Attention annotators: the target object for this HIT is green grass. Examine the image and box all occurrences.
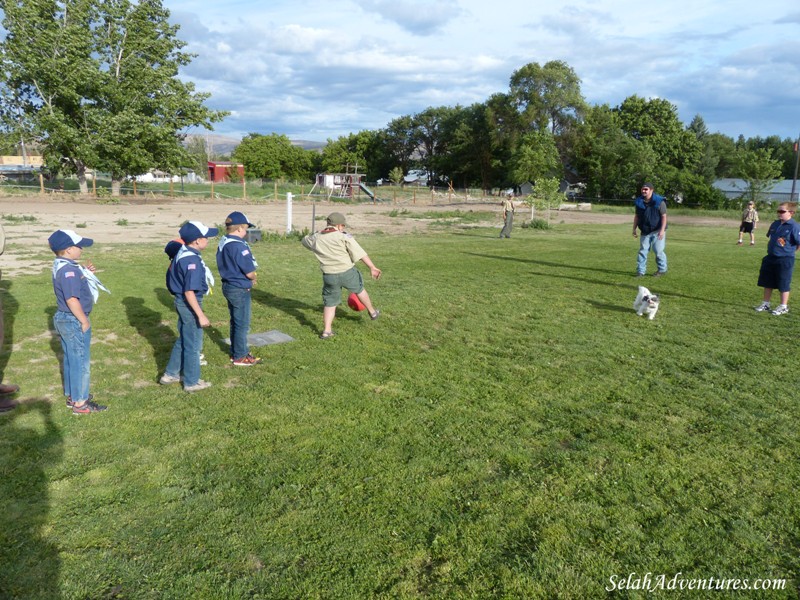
[1,221,799,598]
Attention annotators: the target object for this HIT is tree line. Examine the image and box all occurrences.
[1,1,793,204]
[232,60,793,206]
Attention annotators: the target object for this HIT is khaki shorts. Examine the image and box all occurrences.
[322,267,364,307]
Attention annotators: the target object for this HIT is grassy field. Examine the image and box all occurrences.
[1,218,798,598]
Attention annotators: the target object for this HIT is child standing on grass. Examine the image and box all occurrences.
[302,212,382,339]
[738,201,759,246]
[160,221,218,392]
[49,229,110,414]
[216,211,262,366]
[754,202,800,316]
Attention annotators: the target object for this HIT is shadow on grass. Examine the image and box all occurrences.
[251,288,319,333]
[464,252,631,276]
[0,272,19,394]
[0,399,63,599]
[122,296,174,374]
[126,291,230,370]
[468,252,737,307]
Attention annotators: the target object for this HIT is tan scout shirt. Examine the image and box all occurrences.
[302,229,368,274]
[502,198,515,215]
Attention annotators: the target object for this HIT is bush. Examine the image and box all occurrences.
[522,218,551,230]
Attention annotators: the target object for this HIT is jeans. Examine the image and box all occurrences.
[53,311,91,402]
[637,231,667,274]
[165,294,204,386]
[223,284,251,359]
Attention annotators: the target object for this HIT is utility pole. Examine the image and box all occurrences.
[791,134,800,202]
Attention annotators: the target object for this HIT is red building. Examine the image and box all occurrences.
[207,161,245,183]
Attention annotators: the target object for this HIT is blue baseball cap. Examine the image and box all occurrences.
[48,229,94,252]
[179,221,219,244]
[225,211,255,228]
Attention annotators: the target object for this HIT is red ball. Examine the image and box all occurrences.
[347,292,366,311]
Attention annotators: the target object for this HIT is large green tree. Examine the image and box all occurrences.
[509,60,587,136]
[614,95,702,172]
[232,133,312,180]
[319,130,377,175]
[0,0,225,195]
[569,104,658,198]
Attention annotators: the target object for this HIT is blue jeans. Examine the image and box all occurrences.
[223,284,251,359]
[165,294,204,386]
[53,311,91,402]
[637,232,667,274]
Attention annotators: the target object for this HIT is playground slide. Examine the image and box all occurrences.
[358,182,376,199]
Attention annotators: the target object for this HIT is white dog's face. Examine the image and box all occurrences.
[634,286,660,320]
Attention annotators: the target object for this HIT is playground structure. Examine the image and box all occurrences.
[308,164,376,201]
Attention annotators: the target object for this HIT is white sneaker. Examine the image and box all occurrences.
[159,373,182,385]
[184,379,212,393]
[754,302,771,312]
[771,304,789,316]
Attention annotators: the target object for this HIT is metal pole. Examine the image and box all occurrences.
[790,134,800,202]
[286,192,293,233]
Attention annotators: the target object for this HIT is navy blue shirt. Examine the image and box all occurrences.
[634,194,667,235]
[166,247,208,296]
[216,235,257,289]
[53,260,93,315]
[766,218,800,258]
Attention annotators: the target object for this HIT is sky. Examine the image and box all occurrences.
[163,0,800,143]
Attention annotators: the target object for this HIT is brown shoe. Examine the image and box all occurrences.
[0,383,19,395]
[0,398,17,413]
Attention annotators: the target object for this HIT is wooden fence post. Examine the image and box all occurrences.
[39,173,44,194]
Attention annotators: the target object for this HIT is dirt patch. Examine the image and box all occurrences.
[0,195,737,277]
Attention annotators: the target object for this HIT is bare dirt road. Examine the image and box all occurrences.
[0,195,736,276]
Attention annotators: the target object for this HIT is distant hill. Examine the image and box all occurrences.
[184,134,325,157]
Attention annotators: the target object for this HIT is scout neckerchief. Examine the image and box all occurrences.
[174,244,215,293]
[218,235,258,268]
[52,258,111,304]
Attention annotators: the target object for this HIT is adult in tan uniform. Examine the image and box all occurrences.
[499,192,515,238]
[302,212,381,339]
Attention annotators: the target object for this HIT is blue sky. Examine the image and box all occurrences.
[163,0,800,143]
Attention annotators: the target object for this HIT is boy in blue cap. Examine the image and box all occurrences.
[160,221,218,392]
[216,211,262,366]
[49,229,110,414]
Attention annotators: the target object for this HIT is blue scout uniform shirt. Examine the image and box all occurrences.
[166,246,209,296]
[52,259,93,315]
[216,235,257,289]
[766,218,800,258]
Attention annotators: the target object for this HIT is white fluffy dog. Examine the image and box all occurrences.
[633,286,660,320]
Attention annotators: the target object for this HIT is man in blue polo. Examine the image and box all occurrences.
[216,211,261,366]
[632,182,667,277]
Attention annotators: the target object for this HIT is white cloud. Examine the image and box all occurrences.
[163,0,800,142]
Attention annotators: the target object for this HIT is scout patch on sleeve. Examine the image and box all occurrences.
[188,263,197,270]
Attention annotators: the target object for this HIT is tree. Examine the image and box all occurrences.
[615,95,702,172]
[0,0,226,195]
[568,104,658,199]
[508,130,560,187]
[320,130,377,174]
[388,166,404,185]
[232,133,312,180]
[509,60,587,136]
[411,106,456,181]
[185,136,209,179]
[734,147,783,205]
[522,176,563,223]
